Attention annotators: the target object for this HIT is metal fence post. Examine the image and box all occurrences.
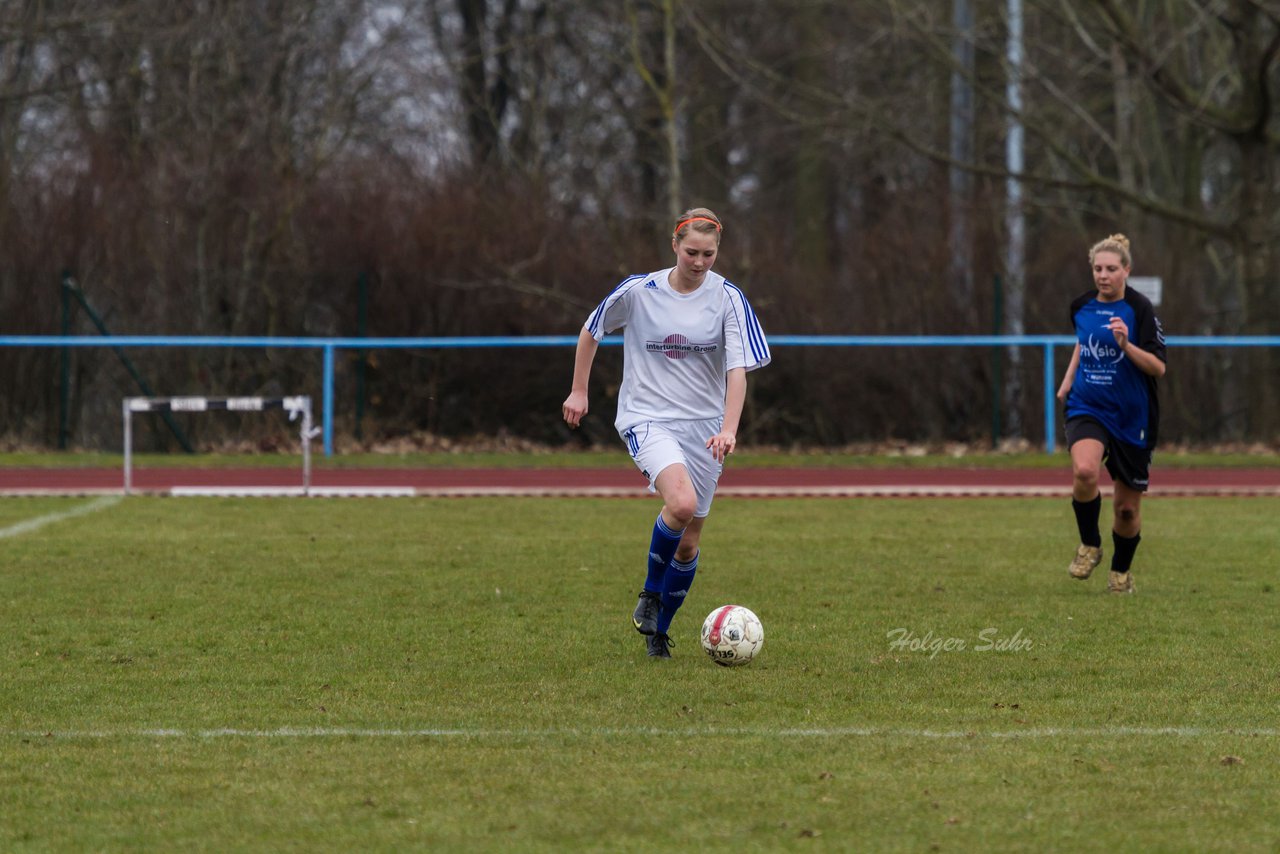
[323,343,335,456]
[60,271,73,450]
[122,398,133,495]
[991,274,1002,445]
[355,272,368,441]
[1043,341,1056,454]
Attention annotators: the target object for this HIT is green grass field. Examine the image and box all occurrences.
[2,495,1277,851]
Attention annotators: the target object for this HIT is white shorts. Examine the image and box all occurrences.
[620,419,724,518]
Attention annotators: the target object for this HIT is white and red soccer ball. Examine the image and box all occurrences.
[700,605,764,666]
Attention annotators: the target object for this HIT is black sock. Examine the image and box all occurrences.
[1111,531,1141,573]
[1072,495,1102,548]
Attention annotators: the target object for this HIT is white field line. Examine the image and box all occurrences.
[172,486,1083,498]
[5,725,1277,740]
[0,495,122,539]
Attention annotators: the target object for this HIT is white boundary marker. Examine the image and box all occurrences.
[168,486,417,497]
[0,495,121,539]
[5,724,1276,740]
[124,395,320,495]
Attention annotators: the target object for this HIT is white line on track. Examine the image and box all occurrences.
[5,725,1277,740]
[0,495,122,539]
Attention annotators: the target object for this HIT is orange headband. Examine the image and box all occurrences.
[673,216,722,237]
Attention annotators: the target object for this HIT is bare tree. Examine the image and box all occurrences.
[1003,0,1026,439]
[950,0,976,309]
[2,0,1278,449]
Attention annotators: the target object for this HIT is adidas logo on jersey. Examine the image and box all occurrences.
[644,280,659,289]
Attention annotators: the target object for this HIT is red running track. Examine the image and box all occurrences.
[1,466,1278,497]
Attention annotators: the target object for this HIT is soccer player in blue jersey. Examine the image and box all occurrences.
[561,208,771,657]
[1056,234,1166,593]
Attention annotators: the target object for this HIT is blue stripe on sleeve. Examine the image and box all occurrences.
[586,275,644,337]
[744,298,768,361]
[724,282,768,363]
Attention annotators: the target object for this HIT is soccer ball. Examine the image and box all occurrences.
[700,605,764,667]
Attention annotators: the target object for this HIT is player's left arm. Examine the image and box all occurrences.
[707,367,747,462]
[1110,305,1166,378]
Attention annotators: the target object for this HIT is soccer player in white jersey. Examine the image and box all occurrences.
[562,207,771,658]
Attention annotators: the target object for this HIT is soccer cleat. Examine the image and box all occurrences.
[646,632,674,658]
[1068,544,1103,579]
[1108,570,1135,594]
[632,590,662,635]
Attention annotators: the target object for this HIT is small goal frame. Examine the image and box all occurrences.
[122,396,318,495]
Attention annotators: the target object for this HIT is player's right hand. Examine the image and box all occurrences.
[562,391,588,428]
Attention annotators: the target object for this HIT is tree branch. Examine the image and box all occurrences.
[1093,0,1260,135]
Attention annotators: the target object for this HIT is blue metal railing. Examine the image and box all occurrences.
[4,334,1279,456]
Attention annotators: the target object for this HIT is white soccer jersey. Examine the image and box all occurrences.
[584,268,770,432]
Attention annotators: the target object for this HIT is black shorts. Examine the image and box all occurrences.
[1065,416,1151,492]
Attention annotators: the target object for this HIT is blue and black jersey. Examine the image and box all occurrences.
[1064,288,1166,448]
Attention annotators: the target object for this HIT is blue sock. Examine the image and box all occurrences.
[645,514,684,592]
[656,552,698,634]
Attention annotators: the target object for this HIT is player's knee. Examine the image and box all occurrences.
[1073,461,1100,485]
[666,496,697,527]
[1116,504,1138,524]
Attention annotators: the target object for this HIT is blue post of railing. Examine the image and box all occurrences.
[323,344,335,456]
[1043,342,1056,455]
